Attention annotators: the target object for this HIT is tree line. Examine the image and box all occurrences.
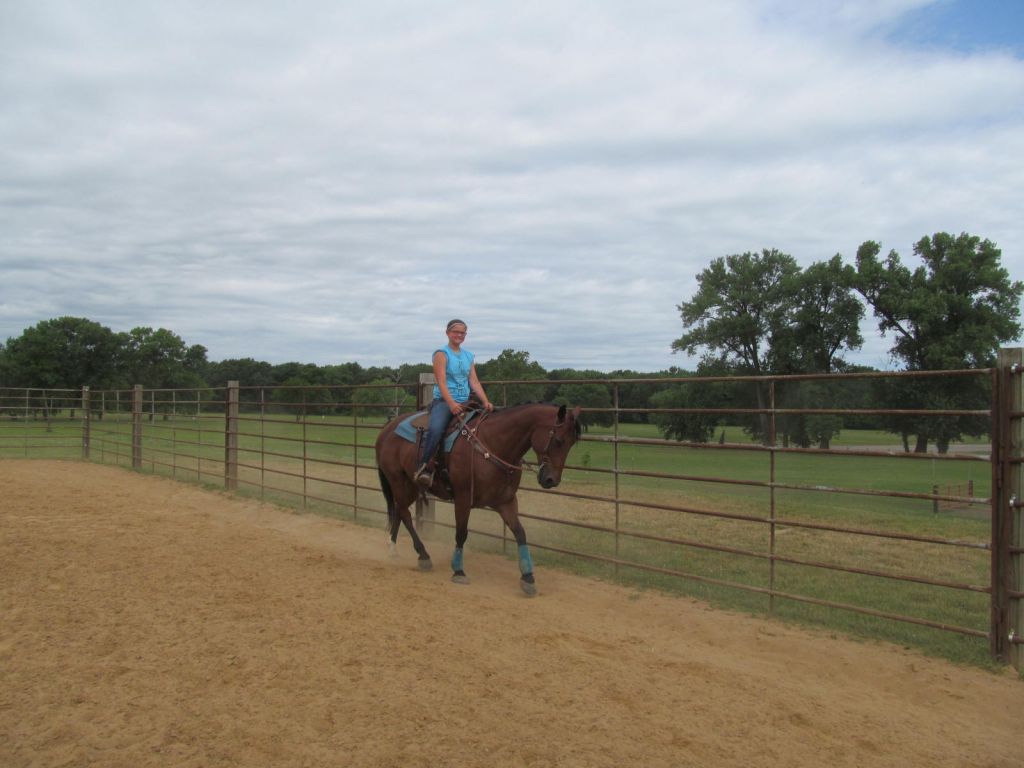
[2,232,1020,452]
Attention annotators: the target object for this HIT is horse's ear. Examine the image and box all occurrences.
[571,406,581,420]
[557,404,567,423]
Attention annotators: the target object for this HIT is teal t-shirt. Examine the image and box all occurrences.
[432,346,474,403]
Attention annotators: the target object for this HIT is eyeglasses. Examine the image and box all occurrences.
[448,330,467,335]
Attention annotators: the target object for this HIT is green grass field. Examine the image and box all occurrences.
[0,410,1006,667]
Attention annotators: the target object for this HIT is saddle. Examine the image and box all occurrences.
[394,399,485,452]
[395,400,486,499]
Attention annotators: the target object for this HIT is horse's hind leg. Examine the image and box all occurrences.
[388,513,403,557]
[387,480,432,570]
[401,510,433,571]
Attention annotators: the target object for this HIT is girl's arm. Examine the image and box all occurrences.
[469,363,493,411]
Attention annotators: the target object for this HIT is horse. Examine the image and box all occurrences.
[375,402,582,596]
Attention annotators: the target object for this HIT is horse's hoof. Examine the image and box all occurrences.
[520,578,537,597]
[451,573,470,585]
[388,541,397,558]
[418,558,433,571]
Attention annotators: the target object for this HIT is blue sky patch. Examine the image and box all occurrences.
[887,0,1024,56]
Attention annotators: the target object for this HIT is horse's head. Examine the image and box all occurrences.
[532,404,583,489]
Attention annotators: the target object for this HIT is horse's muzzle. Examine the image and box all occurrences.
[537,465,560,489]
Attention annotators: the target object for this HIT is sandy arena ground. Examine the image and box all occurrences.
[1,460,1020,768]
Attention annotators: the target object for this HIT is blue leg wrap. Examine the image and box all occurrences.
[451,547,464,572]
[518,543,534,576]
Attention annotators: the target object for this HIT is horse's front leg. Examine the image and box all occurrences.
[494,497,537,597]
[451,495,471,585]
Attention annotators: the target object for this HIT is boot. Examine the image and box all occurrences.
[414,462,434,488]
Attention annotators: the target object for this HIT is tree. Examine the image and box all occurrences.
[649,359,752,443]
[267,377,341,420]
[545,369,614,426]
[476,349,547,405]
[203,358,275,405]
[771,380,844,449]
[649,381,721,443]
[768,255,864,448]
[0,341,9,387]
[271,362,322,386]
[787,255,864,373]
[855,232,1022,452]
[204,358,275,389]
[552,381,613,427]
[353,377,414,420]
[674,249,801,442]
[2,317,122,389]
[675,249,799,374]
[856,233,1021,369]
[119,327,208,391]
[320,362,365,387]
[607,369,679,424]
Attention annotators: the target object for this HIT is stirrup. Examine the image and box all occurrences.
[415,464,434,488]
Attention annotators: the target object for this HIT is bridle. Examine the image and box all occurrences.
[461,411,567,478]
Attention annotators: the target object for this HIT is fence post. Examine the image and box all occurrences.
[81,386,90,460]
[131,384,143,469]
[225,380,239,491]
[997,350,1024,669]
[1014,486,1024,672]
[415,373,435,537]
[995,349,1023,668]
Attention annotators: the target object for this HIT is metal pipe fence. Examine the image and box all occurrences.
[1,358,1021,668]
[0,387,86,458]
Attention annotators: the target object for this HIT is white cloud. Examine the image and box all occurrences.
[1,0,1022,373]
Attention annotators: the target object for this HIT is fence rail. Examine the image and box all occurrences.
[2,357,1022,669]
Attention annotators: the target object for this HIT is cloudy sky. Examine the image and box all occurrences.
[2,0,1022,373]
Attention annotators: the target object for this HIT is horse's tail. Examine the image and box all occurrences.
[378,468,397,530]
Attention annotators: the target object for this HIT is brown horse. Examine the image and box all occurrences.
[375,403,582,595]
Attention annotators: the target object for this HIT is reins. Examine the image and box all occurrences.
[461,410,560,476]
[445,404,572,506]
[462,413,525,474]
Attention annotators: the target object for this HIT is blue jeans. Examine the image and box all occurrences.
[419,399,454,466]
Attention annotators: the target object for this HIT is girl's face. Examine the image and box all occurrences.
[447,324,467,345]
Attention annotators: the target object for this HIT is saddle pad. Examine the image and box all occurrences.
[394,410,477,453]
[395,411,426,443]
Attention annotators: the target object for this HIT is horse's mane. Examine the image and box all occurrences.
[491,401,584,437]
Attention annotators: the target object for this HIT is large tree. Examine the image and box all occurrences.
[674,249,799,376]
[856,233,1021,369]
[119,327,208,391]
[675,249,866,446]
[855,232,1023,452]
[773,255,864,448]
[1,317,122,389]
[674,249,802,442]
[476,349,547,405]
[787,255,864,373]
